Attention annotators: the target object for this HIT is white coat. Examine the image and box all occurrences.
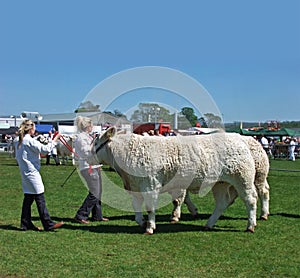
[74,132,101,171]
[15,134,56,194]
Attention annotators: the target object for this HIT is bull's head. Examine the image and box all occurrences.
[88,126,117,165]
[94,126,116,153]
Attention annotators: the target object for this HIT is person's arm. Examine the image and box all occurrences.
[32,133,61,155]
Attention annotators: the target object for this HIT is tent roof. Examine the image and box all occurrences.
[35,124,54,133]
[188,127,220,134]
[226,127,297,137]
[0,127,18,135]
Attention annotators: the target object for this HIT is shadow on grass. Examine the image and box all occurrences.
[0,162,19,167]
[179,213,249,221]
[50,213,249,223]
[0,221,244,234]
[58,222,242,234]
[48,214,243,233]
[4,212,297,234]
[0,225,22,231]
[270,213,300,219]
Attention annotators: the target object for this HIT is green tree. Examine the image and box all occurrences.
[181,107,198,127]
[75,101,100,113]
[113,109,127,119]
[204,113,223,128]
[130,103,172,123]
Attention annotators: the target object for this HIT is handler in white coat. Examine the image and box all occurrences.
[15,119,64,231]
[73,116,108,224]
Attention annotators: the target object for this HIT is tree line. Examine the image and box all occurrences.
[75,101,300,129]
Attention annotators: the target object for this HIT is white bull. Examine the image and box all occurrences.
[171,135,270,229]
[90,127,258,234]
[56,135,75,165]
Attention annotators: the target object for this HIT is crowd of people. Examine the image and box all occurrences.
[257,135,299,161]
[143,129,177,136]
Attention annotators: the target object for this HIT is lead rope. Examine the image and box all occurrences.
[53,131,79,158]
[89,133,97,174]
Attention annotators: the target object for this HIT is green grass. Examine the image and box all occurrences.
[0,153,299,277]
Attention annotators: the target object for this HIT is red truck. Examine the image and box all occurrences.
[133,122,171,135]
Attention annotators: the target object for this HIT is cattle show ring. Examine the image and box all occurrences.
[1,66,299,277]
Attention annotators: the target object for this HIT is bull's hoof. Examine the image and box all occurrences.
[245,228,255,233]
[144,230,154,235]
[260,215,268,221]
[170,219,179,224]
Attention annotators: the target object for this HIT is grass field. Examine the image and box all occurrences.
[0,152,299,277]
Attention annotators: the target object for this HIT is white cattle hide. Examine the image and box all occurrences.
[56,135,74,165]
[171,135,270,229]
[91,127,257,234]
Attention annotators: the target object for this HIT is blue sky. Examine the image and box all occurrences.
[0,0,299,123]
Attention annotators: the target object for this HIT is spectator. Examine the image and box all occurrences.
[148,130,155,136]
[260,135,269,151]
[169,130,177,136]
[289,138,297,161]
[46,131,60,166]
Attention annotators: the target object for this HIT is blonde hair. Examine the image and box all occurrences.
[75,116,93,132]
[18,120,35,148]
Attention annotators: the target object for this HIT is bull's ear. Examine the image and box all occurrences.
[105,126,117,140]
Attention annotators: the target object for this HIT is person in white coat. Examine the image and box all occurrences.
[45,131,60,166]
[289,138,297,161]
[15,119,64,231]
[73,116,108,224]
[260,135,269,153]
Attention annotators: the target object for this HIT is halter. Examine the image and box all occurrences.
[95,138,110,154]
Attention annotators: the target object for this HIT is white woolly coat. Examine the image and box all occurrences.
[241,136,269,185]
[94,132,256,196]
[15,134,56,194]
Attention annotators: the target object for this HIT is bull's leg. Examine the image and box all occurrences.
[143,191,159,235]
[255,180,270,220]
[72,153,75,165]
[205,182,238,230]
[184,191,199,218]
[131,193,145,227]
[170,189,186,223]
[233,182,258,233]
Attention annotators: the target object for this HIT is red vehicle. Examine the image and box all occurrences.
[133,122,171,135]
